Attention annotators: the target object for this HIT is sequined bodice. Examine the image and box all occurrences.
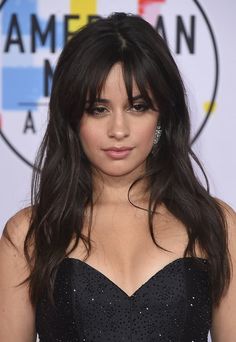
[36,257,212,342]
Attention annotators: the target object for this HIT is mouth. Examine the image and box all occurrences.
[102,147,134,159]
[103,146,134,152]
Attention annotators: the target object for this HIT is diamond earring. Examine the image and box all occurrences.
[153,125,162,145]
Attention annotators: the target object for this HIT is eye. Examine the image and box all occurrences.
[131,103,150,112]
[85,106,108,116]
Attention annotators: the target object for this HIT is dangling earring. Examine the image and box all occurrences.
[151,124,162,155]
[153,124,162,145]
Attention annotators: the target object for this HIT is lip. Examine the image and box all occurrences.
[102,147,134,159]
[103,146,134,151]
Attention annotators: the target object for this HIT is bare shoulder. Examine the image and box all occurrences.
[214,197,236,215]
[210,198,236,342]
[0,207,37,341]
[1,206,33,257]
[214,197,236,261]
[214,197,236,238]
[0,205,34,281]
[4,205,33,230]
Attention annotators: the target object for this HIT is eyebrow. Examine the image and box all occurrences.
[85,94,145,103]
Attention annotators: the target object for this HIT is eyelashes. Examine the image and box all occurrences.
[85,106,106,115]
[132,103,150,112]
[85,103,152,116]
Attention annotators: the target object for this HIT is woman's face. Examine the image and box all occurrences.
[79,63,159,178]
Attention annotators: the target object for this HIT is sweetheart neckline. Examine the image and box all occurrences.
[61,256,208,299]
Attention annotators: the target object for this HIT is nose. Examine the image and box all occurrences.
[107,111,130,140]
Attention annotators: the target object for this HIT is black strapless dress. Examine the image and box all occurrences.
[36,257,212,341]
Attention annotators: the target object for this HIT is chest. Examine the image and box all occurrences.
[66,204,198,296]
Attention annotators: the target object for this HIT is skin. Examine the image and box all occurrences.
[79,62,160,206]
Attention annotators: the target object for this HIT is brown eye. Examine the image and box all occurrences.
[85,106,108,116]
[131,103,150,112]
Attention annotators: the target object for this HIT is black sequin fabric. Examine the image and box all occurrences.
[36,257,212,342]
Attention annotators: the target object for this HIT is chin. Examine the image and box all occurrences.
[99,165,141,177]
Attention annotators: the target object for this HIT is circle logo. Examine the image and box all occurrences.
[0,0,219,168]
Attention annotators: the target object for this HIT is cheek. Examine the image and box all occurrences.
[136,121,157,145]
[79,122,101,151]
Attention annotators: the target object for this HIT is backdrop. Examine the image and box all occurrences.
[0,1,235,340]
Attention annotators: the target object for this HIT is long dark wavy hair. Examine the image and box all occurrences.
[8,12,232,309]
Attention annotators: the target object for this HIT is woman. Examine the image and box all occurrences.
[0,12,235,342]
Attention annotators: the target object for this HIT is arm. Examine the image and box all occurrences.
[0,207,37,342]
[210,199,236,342]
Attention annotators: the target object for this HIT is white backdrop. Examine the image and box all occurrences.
[0,1,235,341]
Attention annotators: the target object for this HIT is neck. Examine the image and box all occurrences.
[91,168,150,207]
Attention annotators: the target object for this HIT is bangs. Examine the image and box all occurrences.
[84,48,158,111]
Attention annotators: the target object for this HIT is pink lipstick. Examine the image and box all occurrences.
[103,147,133,159]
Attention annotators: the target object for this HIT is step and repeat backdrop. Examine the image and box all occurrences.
[0,1,235,340]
